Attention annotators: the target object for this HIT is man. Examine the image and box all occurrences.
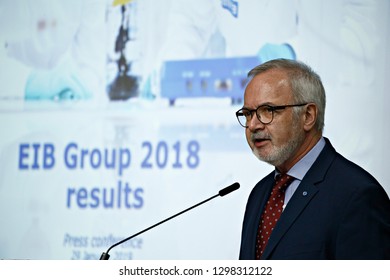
[237,59,390,260]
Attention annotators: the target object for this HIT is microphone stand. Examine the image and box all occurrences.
[100,182,239,260]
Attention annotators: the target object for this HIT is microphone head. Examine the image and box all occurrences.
[219,182,240,196]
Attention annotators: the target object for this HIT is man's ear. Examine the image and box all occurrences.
[303,103,318,131]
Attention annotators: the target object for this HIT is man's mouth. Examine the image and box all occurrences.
[252,136,270,147]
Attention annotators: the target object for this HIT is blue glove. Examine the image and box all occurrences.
[257,43,296,63]
[25,61,92,101]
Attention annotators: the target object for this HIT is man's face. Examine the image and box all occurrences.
[243,69,305,169]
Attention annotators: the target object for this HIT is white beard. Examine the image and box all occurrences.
[252,123,305,167]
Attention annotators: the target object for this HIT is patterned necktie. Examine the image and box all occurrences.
[256,174,295,259]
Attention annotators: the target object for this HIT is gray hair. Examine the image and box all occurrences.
[247,59,326,133]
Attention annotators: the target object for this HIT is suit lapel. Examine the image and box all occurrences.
[261,138,337,259]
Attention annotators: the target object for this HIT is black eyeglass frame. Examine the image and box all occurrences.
[235,103,308,127]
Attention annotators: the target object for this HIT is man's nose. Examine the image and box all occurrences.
[247,114,265,131]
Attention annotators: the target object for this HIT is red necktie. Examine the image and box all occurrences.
[256,174,295,259]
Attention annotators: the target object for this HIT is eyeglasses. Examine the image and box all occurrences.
[235,103,308,127]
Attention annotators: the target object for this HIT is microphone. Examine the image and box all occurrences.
[99,182,240,260]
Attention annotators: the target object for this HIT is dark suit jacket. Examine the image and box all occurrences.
[239,138,390,259]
